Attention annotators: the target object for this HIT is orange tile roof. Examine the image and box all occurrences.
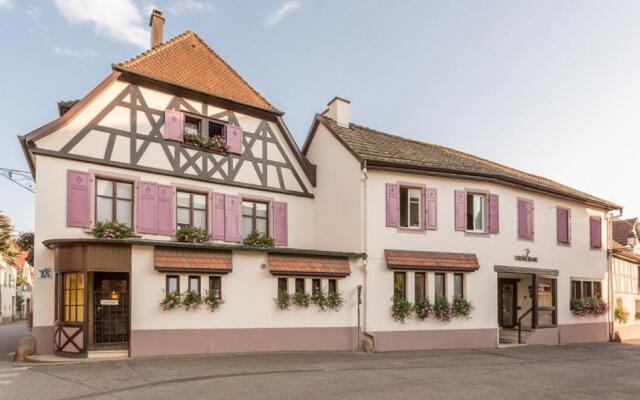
[268,255,351,277]
[385,249,480,272]
[115,31,278,113]
[154,248,232,273]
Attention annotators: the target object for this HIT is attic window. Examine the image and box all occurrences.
[209,121,224,138]
[184,117,201,136]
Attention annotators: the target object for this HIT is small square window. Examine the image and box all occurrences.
[295,278,305,293]
[312,279,321,295]
[393,272,406,299]
[454,273,464,299]
[277,278,288,293]
[209,276,221,296]
[435,273,446,300]
[166,275,179,294]
[328,279,337,294]
[415,272,426,302]
[188,276,201,293]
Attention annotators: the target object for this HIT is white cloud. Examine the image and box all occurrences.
[0,0,14,10]
[168,0,213,16]
[53,0,149,48]
[265,1,301,27]
[53,46,97,56]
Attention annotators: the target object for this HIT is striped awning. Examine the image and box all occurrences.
[154,248,232,274]
[385,249,479,272]
[268,255,351,277]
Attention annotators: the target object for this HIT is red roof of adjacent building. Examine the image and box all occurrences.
[114,31,279,113]
[385,249,480,272]
[268,255,351,277]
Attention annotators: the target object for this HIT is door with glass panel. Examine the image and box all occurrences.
[498,280,517,328]
[94,273,129,346]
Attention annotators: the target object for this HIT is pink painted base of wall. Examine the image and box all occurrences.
[560,322,608,344]
[615,323,640,342]
[130,327,358,357]
[526,327,559,345]
[369,328,498,352]
[32,325,54,355]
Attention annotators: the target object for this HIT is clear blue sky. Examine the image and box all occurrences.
[1,0,639,232]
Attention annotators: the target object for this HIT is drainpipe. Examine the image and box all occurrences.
[607,209,622,341]
[360,160,369,350]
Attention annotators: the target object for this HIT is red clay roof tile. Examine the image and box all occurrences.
[385,249,479,272]
[268,255,351,277]
[154,248,232,273]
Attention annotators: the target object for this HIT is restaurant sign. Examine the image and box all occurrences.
[514,249,538,263]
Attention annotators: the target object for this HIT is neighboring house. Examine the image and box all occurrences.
[0,257,17,323]
[14,251,34,319]
[610,218,640,341]
[303,103,618,349]
[19,10,620,358]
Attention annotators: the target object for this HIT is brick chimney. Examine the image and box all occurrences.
[325,96,350,127]
[149,9,164,48]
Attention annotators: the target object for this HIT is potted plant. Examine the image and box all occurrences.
[327,290,345,311]
[615,306,629,324]
[451,297,473,319]
[182,289,202,311]
[413,298,434,320]
[433,297,452,323]
[176,226,210,243]
[311,289,328,311]
[391,293,412,324]
[570,296,607,316]
[293,291,311,308]
[183,133,204,147]
[274,290,290,310]
[242,230,274,248]
[205,136,228,153]
[203,290,224,312]
[159,291,181,311]
[92,221,134,239]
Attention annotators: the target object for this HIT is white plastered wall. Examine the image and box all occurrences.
[612,256,640,328]
[365,170,609,333]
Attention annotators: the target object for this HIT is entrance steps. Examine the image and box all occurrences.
[87,350,129,360]
[499,328,531,345]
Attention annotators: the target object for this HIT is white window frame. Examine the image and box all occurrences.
[399,186,422,229]
[466,192,486,233]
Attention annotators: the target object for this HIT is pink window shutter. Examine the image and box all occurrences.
[557,208,569,244]
[488,194,499,234]
[67,170,91,228]
[517,200,527,239]
[454,190,466,231]
[224,194,241,243]
[164,109,184,142]
[226,124,243,155]
[211,193,226,240]
[421,188,427,230]
[426,188,438,230]
[590,216,602,248]
[136,181,158,234]
[385,183,400,227]
[157,184,174,236]
[526,202,534,239]
[273,201,288,246]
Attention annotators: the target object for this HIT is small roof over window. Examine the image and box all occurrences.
[385,249,479,272]
[268,255,350,277]
[154,248,232,273]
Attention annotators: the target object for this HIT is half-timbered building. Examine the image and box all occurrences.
[22,10,621,358]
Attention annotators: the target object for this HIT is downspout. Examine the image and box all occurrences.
[360,160,369,349]
[607,208,623,341]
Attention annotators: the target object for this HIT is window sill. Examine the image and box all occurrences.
[182,141,228,155]
[396,227,426,234]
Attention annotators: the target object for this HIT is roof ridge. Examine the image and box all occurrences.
[345,119,590,196]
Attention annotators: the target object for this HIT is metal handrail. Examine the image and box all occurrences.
[518,308,533,344]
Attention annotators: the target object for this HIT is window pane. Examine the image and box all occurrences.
[409,189,420,228]
[97,197,113,222]
[242,201,254,217]
[96,179,113,197]
[584,281,592,298]
[184,119,200,135]
[116,200,132,226]
[76,306,84,322]
[242,216,253,236]
[177,208,190,225]
[167,277,178,293]
[256,203,268,218]
[312,279,321,294]
[394,272,406,298]
[594,282,602,297]
[473,195,483,230]
[193,194,207,210]
[209,122,224,138]
[295,278,305,293]
[454,274,463,298]
[193,210,207,230]
[209,276,221,294]
[278,278,288,292]
[189,277,200,291]
[572,281,581,300]
[256,218,267,234]
[399,187,408,227]
[435,273,446,299]
[177,192,190,207]
[116,182,132,199]
[328,279,337,294]
[415,273,425,302]
[538,279,553,307]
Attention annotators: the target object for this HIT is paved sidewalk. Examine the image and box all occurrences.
[2,342,640,400]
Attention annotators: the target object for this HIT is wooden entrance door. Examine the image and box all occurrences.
[498,279,518,328]
[93,273,129,346]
